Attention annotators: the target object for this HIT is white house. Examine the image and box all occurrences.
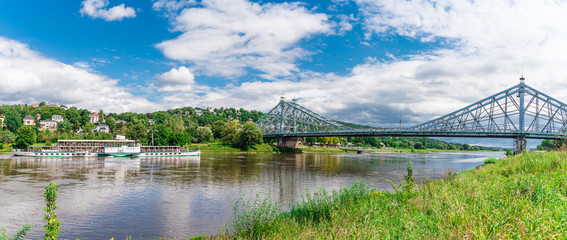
[95,124,110,133]
[90,113,99,124]
[39,120,57,131]
[23,115,35,126]
[51,115,64,122]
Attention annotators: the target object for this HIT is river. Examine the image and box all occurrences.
[0,151,504,239]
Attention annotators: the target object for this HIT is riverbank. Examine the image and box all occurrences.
[218,151,567,239]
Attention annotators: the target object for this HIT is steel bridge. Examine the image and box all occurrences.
[256,77,567,153]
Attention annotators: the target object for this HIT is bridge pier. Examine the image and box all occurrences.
[514,136,526,155]
[277,137,299,149]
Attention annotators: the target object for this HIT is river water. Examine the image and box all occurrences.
[0,151,503,239]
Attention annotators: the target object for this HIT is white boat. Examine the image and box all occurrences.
[12,149,97,157]
[98,145,141,157]
[133,149,201,157]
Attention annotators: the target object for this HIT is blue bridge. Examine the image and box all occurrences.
[256,77,567,154]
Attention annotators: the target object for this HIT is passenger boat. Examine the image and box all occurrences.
[12,148,97,157]
[132,146,200,157]
[12,139,200,158]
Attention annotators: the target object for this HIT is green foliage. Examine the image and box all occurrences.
[170,131,191,146]
[231,192,280,239]
[43,182,60,240]
[14,125,36,149]
[484,157,497,164]
[194,126,213,143]
[125,123,147,142]
[237,121,263,149]
[221,120,241,146]
[211,120,225,139]
[0,225,32,240]
[505,148,514,156]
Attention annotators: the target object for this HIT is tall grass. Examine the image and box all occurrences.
[223,152,567,239]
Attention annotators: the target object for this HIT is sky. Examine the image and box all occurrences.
[1,0,567,133]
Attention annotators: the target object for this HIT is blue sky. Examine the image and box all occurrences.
[1,0,567,139]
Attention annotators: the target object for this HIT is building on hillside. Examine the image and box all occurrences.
[114,134,126,140]
[0,114,5,128]
[39,120,57,131]
[184,111,191,116]
[90,113,99,124]
[148,119,154,125]
[46,101,59,107]
[208,107,213,112]
[31,103,40,108]
[94,124,110,133]
[115,120,126,124]
[195,109,202,116]
[52,115,64,122]
[23,115,35,126]
[36,113,42,119]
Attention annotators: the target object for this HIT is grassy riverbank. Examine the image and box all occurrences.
[217,151,567,239]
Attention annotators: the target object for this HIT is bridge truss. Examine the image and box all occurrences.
[256,78,567,153]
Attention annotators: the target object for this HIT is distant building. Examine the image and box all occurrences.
[52,115,64,122]
[184,111,191,115]
[115,120,126,124]
[208,107,214,112]
[195,109,203,116]
[39,120,57,131]
[31,103,40,108]
[90,113,99,124]
[23,115,35,126]
[46,101,59,107]
[148,119,154,125]
[36,113,42,119]
[0,114,5,128]
[248,118,253,122]
[114,134,126,140]
[94,124,109,133]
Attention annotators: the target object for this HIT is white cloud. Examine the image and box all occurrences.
[152,0,196,17]
[80,0,136,21]
[157,66,195,92]
[0,37,160,113]
[156,0,331,78]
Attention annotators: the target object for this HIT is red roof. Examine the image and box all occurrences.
[90,113,99,117]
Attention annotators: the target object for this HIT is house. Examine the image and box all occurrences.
[115,119,126,124]
[184,111,191,115]
[23,115,35,126]
[94,124,110,133]
[31,103,40,108]
[0,114,5,128]
[114,134,126,140]
[36,113,42,119]
[39,120,57,131]
[195,109,203,116]
[46,101,59,107]
[51,115,64,122]
[90,113,99,124]
[148,119,154,125]
[208,107,214,112]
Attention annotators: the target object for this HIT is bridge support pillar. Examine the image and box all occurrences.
[277,137,299,149]
[514,136,526,155]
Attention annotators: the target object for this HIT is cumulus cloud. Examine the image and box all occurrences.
[152,0,196,17]
[156,0,331,78]
[80,0,136,21]
[157,66,195,92]
[0,37,159,113]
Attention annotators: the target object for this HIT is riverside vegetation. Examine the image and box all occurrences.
[220,151,567,239]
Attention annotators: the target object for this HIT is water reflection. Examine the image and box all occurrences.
[0,152,503,239]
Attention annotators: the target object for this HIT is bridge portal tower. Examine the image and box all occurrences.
[516,76,527,154]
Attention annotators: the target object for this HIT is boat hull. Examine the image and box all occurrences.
[12,151,97,157]
[132,150,200,157]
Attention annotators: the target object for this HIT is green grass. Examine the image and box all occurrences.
[220,152,567,239]
[188,141,281,153]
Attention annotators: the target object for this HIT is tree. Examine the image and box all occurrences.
[194,126,213,143]
[211,120,225,139]
[15,125,36,149]
[170,131,191,146]
[125,123,147,142]
[5,110,22,132]
[152,124,173,146]
[0,130,16,149]
[221,120,241,146]
[99,109,105,123]
[237,121,263,149]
